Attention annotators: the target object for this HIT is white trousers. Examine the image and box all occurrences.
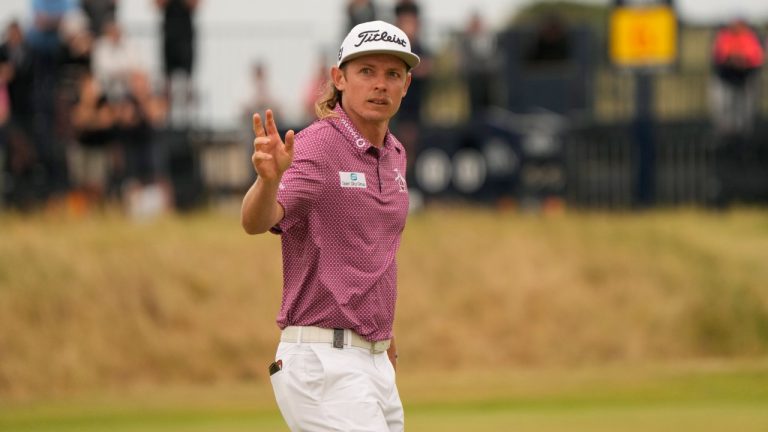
[270,341,404,432]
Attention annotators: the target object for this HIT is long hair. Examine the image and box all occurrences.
[314,78,342,120]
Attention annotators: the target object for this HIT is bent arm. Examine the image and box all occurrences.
[241,110,294,234]
[241,177,285,235]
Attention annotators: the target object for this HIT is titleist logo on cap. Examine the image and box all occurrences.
[354,30,407,48]
[337,21,420,68]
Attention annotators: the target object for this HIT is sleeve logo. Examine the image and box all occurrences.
[393,168,407,192]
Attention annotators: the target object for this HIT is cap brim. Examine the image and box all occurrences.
[339,50,421,70]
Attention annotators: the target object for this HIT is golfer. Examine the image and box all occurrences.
[241,20,419,432]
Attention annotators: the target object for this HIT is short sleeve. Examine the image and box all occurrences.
[271,138,325,234]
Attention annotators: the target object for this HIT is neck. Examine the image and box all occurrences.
[357,122,388,148]
[343,108,388,148]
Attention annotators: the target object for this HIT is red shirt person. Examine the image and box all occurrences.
[241,20,418,432]
[713,19,765,85]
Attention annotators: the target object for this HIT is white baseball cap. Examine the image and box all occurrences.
[337,20,421,70]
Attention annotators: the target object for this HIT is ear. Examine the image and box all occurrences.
[402,72,413,97]
[331,66,346,92]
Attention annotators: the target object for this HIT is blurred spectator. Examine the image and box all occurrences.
[118,70,171,219]
[526,13,570,64]
[80,0,118,38]
[393,2,431,169]
[29,0,77,203]
[115,70,167,187]
[157,0,198,79]
[56,10,95,212]
[0,62,7,124]
[92,19,142,101]
[69,68,169,211]
[0,22,34,131]
[346,0,377,32]
[0,69,7,128]
[458,11,498,118]
[1,20,40,208]
[58,9,93,97]
[156,0,200,128]
[710,18,764,136]
[395,3,430,121]
[70,71,115,205]
[303,52,330,125]
[394,0,419,19]
[0,49,8,209]
[0,20,35,149]
[28,0,76,53]
[241,61,281,123]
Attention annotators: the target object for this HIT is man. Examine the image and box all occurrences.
[241,20,419,432]
[710,18,764,136]
[156,0,199,127]
[81,0,118,37]
[392,3,430,175]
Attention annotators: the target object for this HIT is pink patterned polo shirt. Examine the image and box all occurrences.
[270,106,409,342]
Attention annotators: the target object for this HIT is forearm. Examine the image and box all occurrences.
[241,177,284,234]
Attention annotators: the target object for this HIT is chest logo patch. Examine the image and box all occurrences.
[339,172,367,188]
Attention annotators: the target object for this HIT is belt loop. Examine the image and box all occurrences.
[297,326,303,345]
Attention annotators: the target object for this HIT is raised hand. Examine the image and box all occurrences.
[251,109,295,183]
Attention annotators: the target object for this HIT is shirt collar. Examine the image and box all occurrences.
[330,105,403,154]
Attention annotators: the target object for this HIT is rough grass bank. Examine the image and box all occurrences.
[1,207,767,399]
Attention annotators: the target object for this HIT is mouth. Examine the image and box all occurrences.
[368,98,389,106]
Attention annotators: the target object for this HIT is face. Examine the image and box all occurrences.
[333,54,411,127]
[7,23,22,45]
[396,13,420,40]
[103,21,121,42]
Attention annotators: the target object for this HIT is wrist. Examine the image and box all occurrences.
[256,176,281,188]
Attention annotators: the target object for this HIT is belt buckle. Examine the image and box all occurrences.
[333,328,344,349]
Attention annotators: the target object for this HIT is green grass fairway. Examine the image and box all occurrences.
[2,362,767,432]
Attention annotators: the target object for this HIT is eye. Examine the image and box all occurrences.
[360,67,373,75]
[388,71,402,79]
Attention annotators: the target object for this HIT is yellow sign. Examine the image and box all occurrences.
[610,5,677,68]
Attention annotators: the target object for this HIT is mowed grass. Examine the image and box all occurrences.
[1,361,768,431]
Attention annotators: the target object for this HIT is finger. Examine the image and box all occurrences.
[253,136,271,150]
[252,113,266,137]
[265,109,279,138]
[252,151,273,161]
[284,130,295,154]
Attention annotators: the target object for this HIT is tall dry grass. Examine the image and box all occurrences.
[397,207,768,368]
[1,207,767,399]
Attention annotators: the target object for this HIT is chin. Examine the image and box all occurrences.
[362,109,394,122]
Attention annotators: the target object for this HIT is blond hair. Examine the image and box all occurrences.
[314,78,342,120]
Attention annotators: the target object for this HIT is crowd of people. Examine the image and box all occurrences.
[1,1,766,213]
[0,0,198,213]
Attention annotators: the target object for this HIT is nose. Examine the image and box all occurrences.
[373,73,387,92]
